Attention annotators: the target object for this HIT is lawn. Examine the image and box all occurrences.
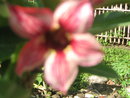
[33,46,130,97]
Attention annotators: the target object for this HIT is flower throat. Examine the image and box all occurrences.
[45,28,70,50]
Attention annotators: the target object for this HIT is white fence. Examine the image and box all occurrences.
[95,3,130,45]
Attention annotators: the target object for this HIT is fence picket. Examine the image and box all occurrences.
[95,3,130,45]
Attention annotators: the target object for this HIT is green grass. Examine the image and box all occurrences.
[104,47,130,76]
[69,73,90,93]
[70,46,130,97]
[103,47,130,97]
[34,46,130,97]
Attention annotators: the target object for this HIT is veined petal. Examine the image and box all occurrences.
[9,5,53,39]
[44,51,78,94]
[53,0,94,33]
[16,37,48,76]
[70,33,104,66]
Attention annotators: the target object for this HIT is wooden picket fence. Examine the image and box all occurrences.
[95,3,130,45]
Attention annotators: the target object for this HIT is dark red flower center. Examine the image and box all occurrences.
[45,28,70,50]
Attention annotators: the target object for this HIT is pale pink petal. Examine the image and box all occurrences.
[44,51,78,94]
[53,0,94,33]
[70,33,104,66]
[9,5,53,39]
[16,37,48,76]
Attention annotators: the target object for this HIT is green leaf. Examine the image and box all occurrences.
[0,4,9,18]
[35,73,43,85]
[0,79,30,98]
[28,0,44,7]
[42,0,60,10]
[0,17,8,27]
[79,62,119,78]
[7,0,44,7]
[0,27,25,61]
[89,12,130,34]
[7,0,28,6]
[0,4,9,27]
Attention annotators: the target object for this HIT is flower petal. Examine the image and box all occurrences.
[9,5,53,39]
[44,51,78,94]
[53,0,94,33]
[70,33,104,66]
[16,37,48,76]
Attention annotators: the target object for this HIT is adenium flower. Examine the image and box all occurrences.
[9,0,103,94]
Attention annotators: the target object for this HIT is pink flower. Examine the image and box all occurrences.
[9,0,103,94]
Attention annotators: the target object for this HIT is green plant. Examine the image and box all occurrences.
[103,47,130,97]
[127,41,130,46]
[69,73,90,93]
[97,38,110,46]
[118,88,130,98]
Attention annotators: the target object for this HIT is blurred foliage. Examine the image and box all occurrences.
[7,0,30,6]
[0,27,25,61]
[89,12,130,34]
[79,62,119,78]
[41,0,60,10]
[0,79,30,98]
